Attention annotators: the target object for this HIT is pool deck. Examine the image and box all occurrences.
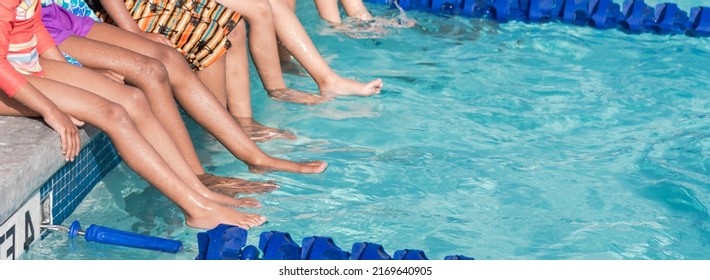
[0,116,97,224]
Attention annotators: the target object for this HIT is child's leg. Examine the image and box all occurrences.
[215,0,323,104]
[340,0,374,20]
[268,0,384,98]
[314,0,342,24]
[216,0,281,90]
[221,24,251,117]
[59,36,201,174]
[58,36,279,194]
[84,23,328,174]
[220,22,317,111]
[38,59,259,208]
[195,27,297,142]
[277,39,293,65]
[196,47,229,107]
[275,0,312,79]
[276,0,311,77]
[2,66,265,229]
[219,26,298,141]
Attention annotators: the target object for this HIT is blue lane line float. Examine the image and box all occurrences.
[618,0,656,33]
[42,220,183,253]
[650,3,688,34]
[195,224,475,260]
[258,231,301,260]
[196,223,247,260]
[239,245,262,260]
[587,0,622,29]
[393,249,429,260]
[351,242,392,260]
[687,6,710,36]
[445,255,476,260]
[301,236,351,260]
[365,0,710,37]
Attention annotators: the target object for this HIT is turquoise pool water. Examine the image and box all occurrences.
[24,0,709,260]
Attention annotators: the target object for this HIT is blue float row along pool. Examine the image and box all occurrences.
[366,0,710,36]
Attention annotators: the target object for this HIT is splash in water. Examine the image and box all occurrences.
[329,0,417,39]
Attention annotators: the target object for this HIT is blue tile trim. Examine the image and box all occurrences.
[39,132,121,225]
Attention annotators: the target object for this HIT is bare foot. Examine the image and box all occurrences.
[248,158,328,174]
[192,182,262,208]
[320,77,383,98]
[202,190,263,208]
[198,172,279,196]
[235,117,297,142]
[231,197,262,208]
[198,173,279,194]
[267,88,330,105]
[185,204,266,230]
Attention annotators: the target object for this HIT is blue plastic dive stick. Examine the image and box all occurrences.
[41,220,183,253]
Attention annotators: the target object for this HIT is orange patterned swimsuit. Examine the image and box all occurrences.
[92,0,241,70]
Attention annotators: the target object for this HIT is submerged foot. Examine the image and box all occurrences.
[230,197,262,208]
[195,175,264,208]
[247,158,328,174]
[202,190,263,208]
[267,88,329,105]
[198,173,278,195]
[236,117,297,142]
[198,173,279,195]
[320,77,383,98]
[185,204,266,230]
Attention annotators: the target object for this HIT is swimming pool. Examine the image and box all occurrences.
[22,0,709,260]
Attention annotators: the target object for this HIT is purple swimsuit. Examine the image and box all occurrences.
[41,3,95,45]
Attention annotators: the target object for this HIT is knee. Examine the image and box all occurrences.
[138,56,170,84]
[268,0,290,9]
[153,44,187,70]
[227,21,246,42]
[121,87,154,120]
[249,0,274,20]
[100,102,131,126]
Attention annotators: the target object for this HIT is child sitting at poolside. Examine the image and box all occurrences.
[90,0,384,104]
[40,1,327,191]
[0,0,265,229]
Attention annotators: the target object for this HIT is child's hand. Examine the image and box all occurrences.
[43,109,81,161]
[69,115,85,127]
[98,69,125,84]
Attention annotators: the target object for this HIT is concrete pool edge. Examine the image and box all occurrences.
[0,116,121,259]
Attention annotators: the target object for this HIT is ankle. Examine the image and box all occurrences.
[318,74,341,89]
[235,116,255,123]
[182,199,214,219]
